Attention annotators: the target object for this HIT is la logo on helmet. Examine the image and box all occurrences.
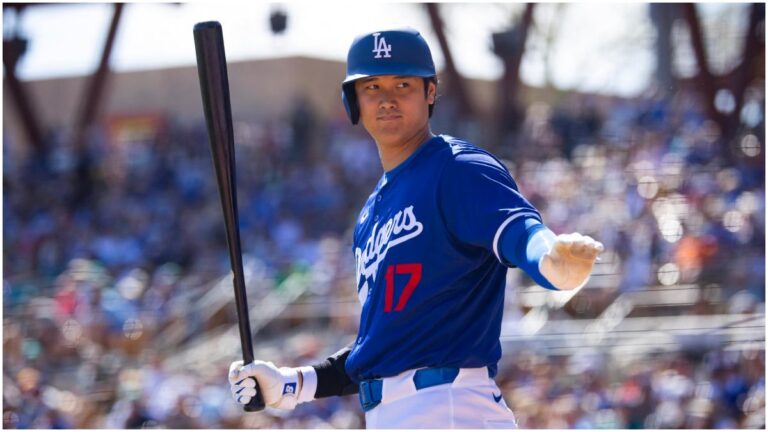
[372,33,392,58]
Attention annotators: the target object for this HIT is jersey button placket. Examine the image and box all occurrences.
[372,191,381,223]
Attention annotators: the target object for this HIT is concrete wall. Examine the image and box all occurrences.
[3,56,348,148]
[3,55,575,149]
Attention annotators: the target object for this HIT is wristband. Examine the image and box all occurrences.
[297,366,317,403]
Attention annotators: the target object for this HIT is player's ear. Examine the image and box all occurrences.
[426,80,436,105]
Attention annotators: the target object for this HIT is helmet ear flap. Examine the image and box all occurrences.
[342,84,359,125]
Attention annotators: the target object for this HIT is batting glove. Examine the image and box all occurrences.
[539,232,604,291]
[228,360,317,410]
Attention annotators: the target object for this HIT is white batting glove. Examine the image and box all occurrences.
[539,232,604,291]
[228,360,317,410]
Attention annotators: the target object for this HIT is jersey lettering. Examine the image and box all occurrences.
[355,205,423,287]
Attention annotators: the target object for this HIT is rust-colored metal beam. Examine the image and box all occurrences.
[3,4,29,12]
[728,3,764,132]
[73,2,124,150]
[3,35,45,151]
[680,3,726,130]
[649,4,678,96]
[495,3,535,137]
[424,3,474,119]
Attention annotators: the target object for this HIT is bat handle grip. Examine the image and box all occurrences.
[240,358,266,412]
[244,395,265,412]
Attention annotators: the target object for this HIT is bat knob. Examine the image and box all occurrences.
[194,21,221,32]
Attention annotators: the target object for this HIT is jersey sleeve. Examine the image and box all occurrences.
[437,151,542,263]
[499,217,559,290]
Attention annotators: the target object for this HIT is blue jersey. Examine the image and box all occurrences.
[346,135,542,382]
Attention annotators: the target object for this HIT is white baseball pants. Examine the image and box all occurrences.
[363,367,518,429]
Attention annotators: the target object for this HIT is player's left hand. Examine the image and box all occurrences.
[539,233,604,291]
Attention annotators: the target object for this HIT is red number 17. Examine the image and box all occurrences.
[384,263,422,312]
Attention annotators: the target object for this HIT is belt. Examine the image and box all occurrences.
[358,367,461,412]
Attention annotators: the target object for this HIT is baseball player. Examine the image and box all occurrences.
[228,29,603,428]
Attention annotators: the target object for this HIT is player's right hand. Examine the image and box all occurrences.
[228,360,301,410]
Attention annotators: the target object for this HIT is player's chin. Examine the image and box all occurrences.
[375,118,404,132]
[372,123,404,137]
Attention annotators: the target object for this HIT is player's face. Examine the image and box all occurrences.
[354,75,436,146]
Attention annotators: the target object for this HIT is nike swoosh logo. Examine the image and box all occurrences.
[493,393,503,403]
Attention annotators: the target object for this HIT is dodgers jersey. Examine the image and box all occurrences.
[346,134,542,382]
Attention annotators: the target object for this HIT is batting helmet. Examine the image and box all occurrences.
[342,29,437,125]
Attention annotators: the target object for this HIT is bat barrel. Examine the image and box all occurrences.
[193,20,265,412]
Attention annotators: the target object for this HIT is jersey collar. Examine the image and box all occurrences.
[383,135,443,183]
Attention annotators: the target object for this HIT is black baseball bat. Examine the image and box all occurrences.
[193,20,265,412]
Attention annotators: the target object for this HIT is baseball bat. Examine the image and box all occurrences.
[193,21,265,412]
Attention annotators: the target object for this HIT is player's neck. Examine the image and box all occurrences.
[376,126,434,172]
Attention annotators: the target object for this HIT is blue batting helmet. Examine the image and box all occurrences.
[342,29,437,125]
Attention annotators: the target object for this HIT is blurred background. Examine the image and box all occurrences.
[2,2,765,429]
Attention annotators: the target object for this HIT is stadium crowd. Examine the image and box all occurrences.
[3,84,765,428]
